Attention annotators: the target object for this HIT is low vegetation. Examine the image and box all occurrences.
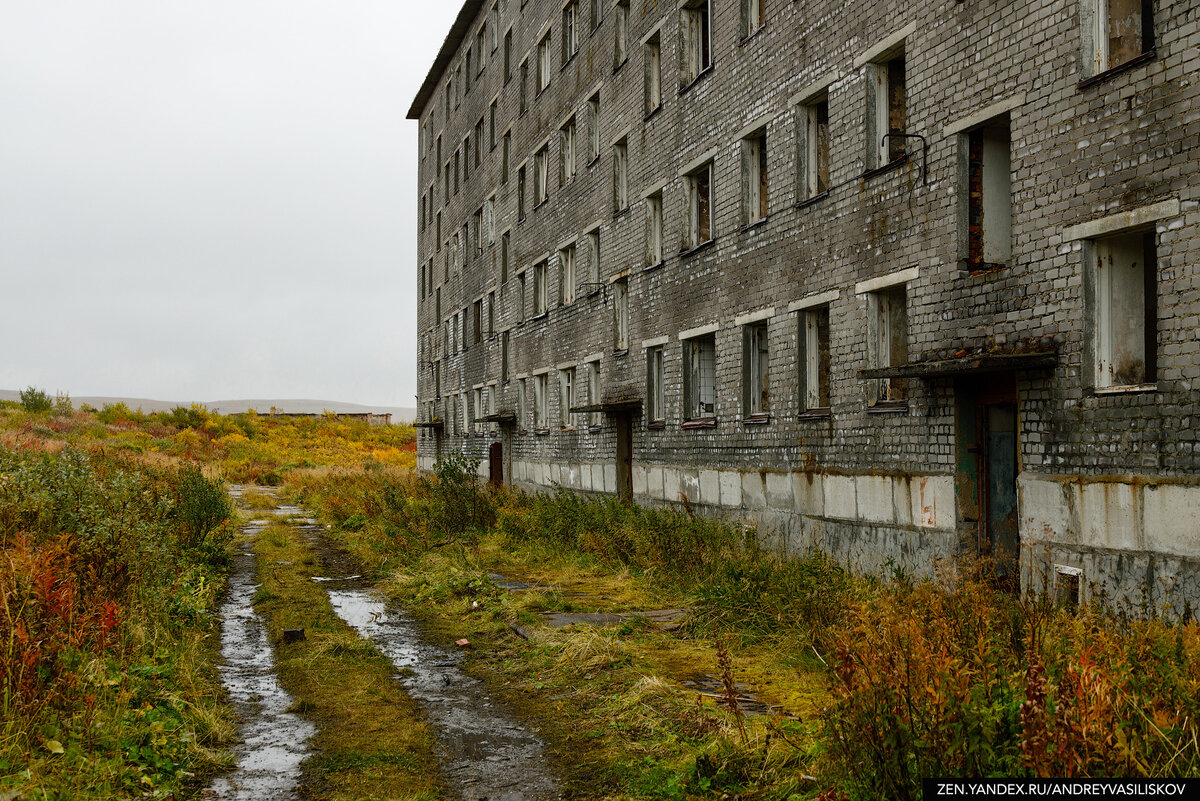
[293,459,1200,800]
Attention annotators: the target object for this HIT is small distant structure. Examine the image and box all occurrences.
[265,410,393,427]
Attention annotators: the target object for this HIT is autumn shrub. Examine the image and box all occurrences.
[822,576,1200,800]
[18,387,52,414]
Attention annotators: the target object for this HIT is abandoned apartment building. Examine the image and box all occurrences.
[409,0,1200,615]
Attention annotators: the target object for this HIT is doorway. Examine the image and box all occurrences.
[488,442,503,488]
[614,414,633,501]
[956,376,1020,589]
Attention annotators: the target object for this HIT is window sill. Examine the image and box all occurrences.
[644,105,663,123]
[530,312,548,322]
[612,348,630,358]
[1078,49,1156,90]
[643,260,665,273]
[737,217,768,234]
[959,260,1009,277]
[613,57,628,74]
[587,156,600,169]
[743,414,770,425]
[796,190,829,210]
[798,409,831,420]
[647,420,666,430]
[738,24,766,45]
[613,206,631,220]
[560,426,578,432]
[561,52,578,71]
[682,418,717,430]
[867,401,909,414]
[680,239,716,258]
[1091,383,1159,396]
[534,199,549,211]
[861,154,909,182]
[679,64,714,96]
[533,428,550,436]
[536,85,551,99]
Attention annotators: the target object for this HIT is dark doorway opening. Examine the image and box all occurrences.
[614,414,633,502]
[956,376,1020,591]
[488,442,503,488]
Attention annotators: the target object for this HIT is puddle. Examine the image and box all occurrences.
[327,586,559,801]
[204,500,315,800]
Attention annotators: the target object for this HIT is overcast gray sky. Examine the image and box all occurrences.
[0,1,458,407]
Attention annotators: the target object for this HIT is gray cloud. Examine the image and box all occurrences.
[0,1,458,406]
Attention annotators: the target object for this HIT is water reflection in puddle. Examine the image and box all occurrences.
[328,589,559,801]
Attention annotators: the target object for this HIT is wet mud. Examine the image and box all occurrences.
[204,487,315,801]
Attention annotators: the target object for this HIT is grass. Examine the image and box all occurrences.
[248,520,441,801]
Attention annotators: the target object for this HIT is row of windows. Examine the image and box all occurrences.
[423,221,1163,432]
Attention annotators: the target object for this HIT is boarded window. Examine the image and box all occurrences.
[1090,0,1154,74]
[686,162,713,249]
[645,34,662,114]
[534,260,548,315]
[798,306,831,412]
[646,191,664,266]
[868,285,909,405]
[681,0,712,85]
[560,367,576,427]
[560,116,577,185]
[742,130,768,224]
[613,138,629,210]
[799,96,829,199]
[587,93,601,162]
[868,52,906,168]
[559,243,577,305]
[614,0,629,68]
[962,118,1012,270]
[613,278,629,351]
[647,346,666,423]
[743,322,770,416]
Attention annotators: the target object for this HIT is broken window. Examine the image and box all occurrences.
[520,58,529,114]
[867,284,909,406]
[534,259,548,315]
[685,161,713,249]
[517,165,527,221]
[587,360,601,427]
[614,0,629,68]
[961,117,1012,271]
[741,0,764,39]
[501,231,510,283]
[501,330,510,381]
[867,50,906,169]
[612,138,629,211]
[798,305,831,413]
[535,144,550,205]
[586,229,600,285]
[742,321,770,417]
[560,367,576,428]
[537,30,552,93]
[1087,0,1154,76]
[798,94,829,199]
[502,131,511,183]
[562,1,578,63]
[646,190,664,266]
[647,345,666,424]
[681,0,712,86]
[489,101,497,150]
[559,243,577,305]
[1091,230,1157,389]
[504,28,513,83]
[742,129,768,225]
[683,334,716,421]
[487,290,496,336]
[613,277,629,351]
[533,374,548,429]
[517,271,527,322]
[560,116,577,185]
[645,34,662,115]
[587,92,601,163]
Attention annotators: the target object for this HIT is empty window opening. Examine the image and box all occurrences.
[799,95,829,199]
[563,1,579,63]
[646,191,664,266]
[1091,230,1157,389]
[520,58,529,113]
[504,28,513,82]
[559,243,577,305]
[560,116,577,185]
[868,51,906,169]
[487,290,496,336]
[741,0,764,39]
[587,360,601,427]
[1088,0,1154,75]
[517,271,527,322]
[685,162,713,249]
[613,277,629,351]
[502,131,511,183]
[560,367,576,428]
[868,284,909,406]
[962,118,1012,271]
[614,0,629,68]
[743,322,770,417]
[473,300,484,344]
[501,231,511,283]
[586,229,601,285]
[742,129,768,225]
[517,166,527,220]
[647,345,666,424]
[587,93,601,163]
[681,0,712,86]
[645,34,662,114]
[613,138,629,211]
[684,334,717,421]
[799,305,831,413]
[534,259,549,315]
[1055,566,1083,610]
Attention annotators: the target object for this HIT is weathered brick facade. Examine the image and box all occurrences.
[410,0,1200,616]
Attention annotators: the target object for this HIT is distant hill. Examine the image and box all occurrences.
[0,390,416,423]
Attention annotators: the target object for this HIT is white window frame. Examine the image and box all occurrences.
[559,243,577,305]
